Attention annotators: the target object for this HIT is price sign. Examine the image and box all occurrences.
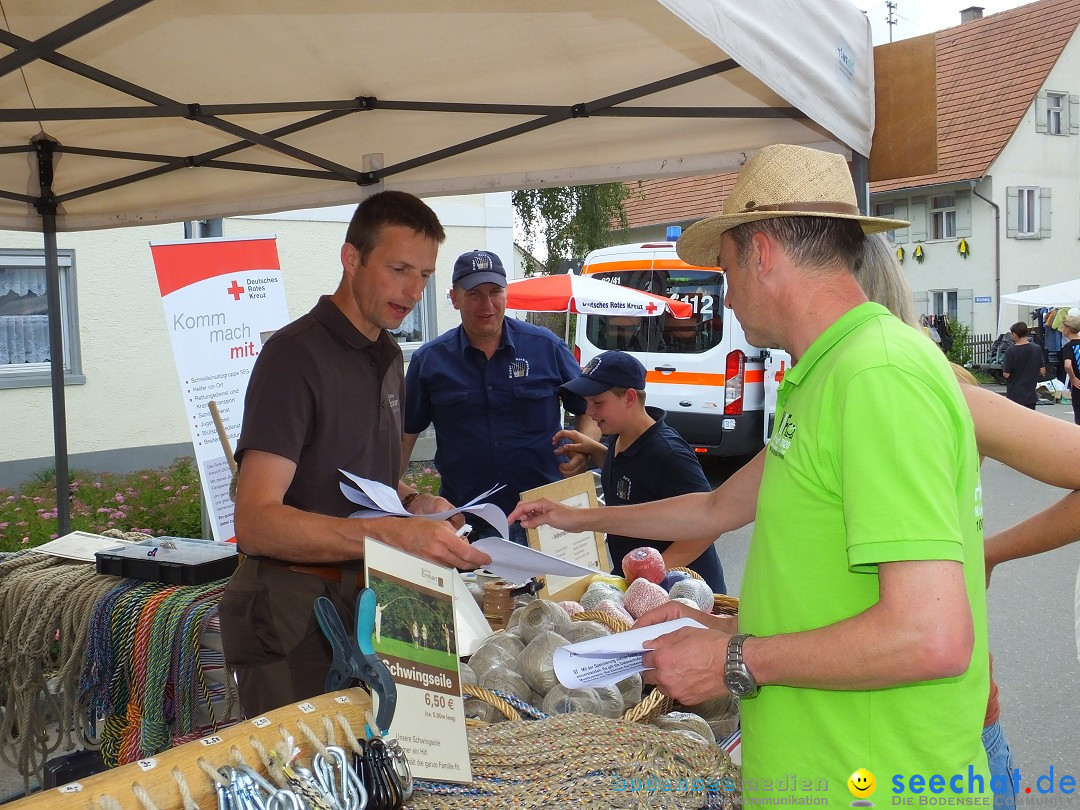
[364,539,472,783]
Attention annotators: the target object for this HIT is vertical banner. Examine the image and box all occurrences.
[151,236,289,542]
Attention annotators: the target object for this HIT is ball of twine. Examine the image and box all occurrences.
[669,578,713,611]
[516,599,572,644]
[519,630,568,695]
[564,619,610,644]
[541,685,601,716]
[479,668,537,707]
[652,711,716,743]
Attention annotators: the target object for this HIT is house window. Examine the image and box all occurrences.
[390,288,436,358]
[932,290,958,321]
[874,202,896,243]
[1047,93,1064,135]
[929,195,956,240]
[0,250,84,389]
[1016,187,1039,236]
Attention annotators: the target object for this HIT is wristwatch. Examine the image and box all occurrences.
[724,633,759,698]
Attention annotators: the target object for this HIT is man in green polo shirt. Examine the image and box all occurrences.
[534,145,991,806]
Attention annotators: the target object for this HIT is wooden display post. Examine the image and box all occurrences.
[522,472,611,602]
[8,688,373,810]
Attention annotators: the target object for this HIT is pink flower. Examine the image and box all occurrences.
[97,508,110,514]
[49,533,57,540]
[114,493,125,504]
[20,537,28,544]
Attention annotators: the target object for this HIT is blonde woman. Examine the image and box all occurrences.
[1060,313,1080,425]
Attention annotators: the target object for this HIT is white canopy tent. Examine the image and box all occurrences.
[999,280,1080,332]
[0,0,876,531]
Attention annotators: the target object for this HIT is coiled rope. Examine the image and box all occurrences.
[409,712,740,810]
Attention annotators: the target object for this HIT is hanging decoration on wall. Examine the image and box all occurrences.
[913,244,925,264]
[896,246,905,264]
[957,238,970,259]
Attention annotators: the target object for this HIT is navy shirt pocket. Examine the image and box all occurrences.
[511,383,557,435]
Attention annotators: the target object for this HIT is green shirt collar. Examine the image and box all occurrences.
[782,302,892,391]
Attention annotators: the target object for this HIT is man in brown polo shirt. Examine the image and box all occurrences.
[220,190,490,716]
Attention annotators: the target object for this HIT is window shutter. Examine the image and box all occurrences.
[1006,187,1018,238]
[913,290,930,318]
[909,196,927,243]
[1070,95,1080,136]
[957,288,974,327]
[955,193,972,238]
[892,200,910,243]
[1039,186,1052,237]
[1036,91,1048,134]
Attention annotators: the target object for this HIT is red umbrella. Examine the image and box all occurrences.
[506,274,693,319]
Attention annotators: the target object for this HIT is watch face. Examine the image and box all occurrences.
[725,669,757,698]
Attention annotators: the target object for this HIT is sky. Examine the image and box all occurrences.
[860,0,1032,43]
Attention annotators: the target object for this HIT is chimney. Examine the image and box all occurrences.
[960,6,984,23]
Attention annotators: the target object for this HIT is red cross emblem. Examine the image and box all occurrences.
[645,301,658,314]
[227,280,244,300]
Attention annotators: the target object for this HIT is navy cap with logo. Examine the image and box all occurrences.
[560,351,647,414]
[452,250,507,290]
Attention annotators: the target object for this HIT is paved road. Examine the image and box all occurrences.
[705,397,1080,802]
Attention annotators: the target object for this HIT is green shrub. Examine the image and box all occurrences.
[946,320,974,368]
[0,457,202,551]
[402,463,443,497]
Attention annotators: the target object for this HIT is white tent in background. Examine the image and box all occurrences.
[998,280,1080,332]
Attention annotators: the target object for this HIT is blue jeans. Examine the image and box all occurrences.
[983,720,1018,805]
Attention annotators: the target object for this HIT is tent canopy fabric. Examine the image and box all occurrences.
[0,0,875,534]
[999,280,1080,332]
[0,0,874,232]
[1000,280,1080,309]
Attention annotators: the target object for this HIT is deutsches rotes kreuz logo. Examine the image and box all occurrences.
[768,411,796,459]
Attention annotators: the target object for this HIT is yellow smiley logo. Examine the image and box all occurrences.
[848,768,876,798]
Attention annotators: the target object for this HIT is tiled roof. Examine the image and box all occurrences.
[621,0,1080,228]
[622,172,737,229]
[873,0,1080,192]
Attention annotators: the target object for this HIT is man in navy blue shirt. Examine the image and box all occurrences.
[553,350,726,592]
[401,250,593,543]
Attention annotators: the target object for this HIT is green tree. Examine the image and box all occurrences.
[513,183,632,273]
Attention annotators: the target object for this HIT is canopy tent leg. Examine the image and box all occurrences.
[34,138,71,536]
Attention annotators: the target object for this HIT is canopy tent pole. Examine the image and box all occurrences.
[34,138,71,536]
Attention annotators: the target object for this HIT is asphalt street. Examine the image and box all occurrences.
[707,397,1080,804]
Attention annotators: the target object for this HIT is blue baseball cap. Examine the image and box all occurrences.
[452,250,507,290]
[561,351,647,413]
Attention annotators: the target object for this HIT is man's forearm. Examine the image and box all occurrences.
[745,560,974,690]
[985,490,1080,573]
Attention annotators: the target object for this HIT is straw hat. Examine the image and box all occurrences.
[676,144,911,268]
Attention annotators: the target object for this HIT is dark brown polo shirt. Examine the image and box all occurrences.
[236,295,404,529]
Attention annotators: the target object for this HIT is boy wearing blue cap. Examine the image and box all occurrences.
[557,350,726,592]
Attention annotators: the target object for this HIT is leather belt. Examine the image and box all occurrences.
[251,555,365,586]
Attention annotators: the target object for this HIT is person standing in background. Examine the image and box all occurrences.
[1002,321,1045,409]
[401,249,596,543]
[1060,313,1080,424]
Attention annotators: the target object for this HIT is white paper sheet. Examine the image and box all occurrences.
[452,572,492,656]
[553,617,707,688]
[339,470,510,540]
[29,530,130,562]
[469,536,605,583]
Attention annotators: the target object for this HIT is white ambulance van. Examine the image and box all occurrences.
[573,237,789,458]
